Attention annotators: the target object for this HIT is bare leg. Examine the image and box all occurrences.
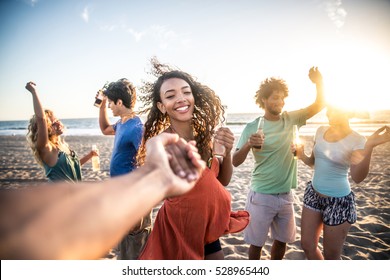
[248,244,262,260]
[323,222,351,260]
[204,249,224,260]
[271,240,286,260]
[301,206,324,259]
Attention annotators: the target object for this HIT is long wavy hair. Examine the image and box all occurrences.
[136,57,225,165]
[26,109,58,166]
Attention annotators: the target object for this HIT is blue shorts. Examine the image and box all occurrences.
[303,181,357,226]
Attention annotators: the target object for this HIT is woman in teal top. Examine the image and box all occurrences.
[296,106,390,259]
[26,82,97,182]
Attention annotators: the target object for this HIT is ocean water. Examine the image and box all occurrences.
[1,110,389,137]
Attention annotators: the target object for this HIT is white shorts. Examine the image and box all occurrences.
[244,190,296,247]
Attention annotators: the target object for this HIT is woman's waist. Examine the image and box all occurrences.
[311,178,351,197]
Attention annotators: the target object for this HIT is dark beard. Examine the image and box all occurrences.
[268,107,281,116]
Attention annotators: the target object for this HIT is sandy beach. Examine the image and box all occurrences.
[1,134,389,260]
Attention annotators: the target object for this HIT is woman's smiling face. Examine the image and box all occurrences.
[157,78,195,122]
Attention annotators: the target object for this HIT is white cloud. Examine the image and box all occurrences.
[23,0,38,7]
[81,6,89,23]
[99,22,190,49]
[150,25,178,49]
[127,28,145,42]
[324,0,347,29]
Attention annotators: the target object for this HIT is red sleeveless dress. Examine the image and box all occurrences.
[139,157,250,259]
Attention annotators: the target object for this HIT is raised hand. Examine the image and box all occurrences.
[366,126,390,149]
[25,81,37,94]
[308,67,323,84]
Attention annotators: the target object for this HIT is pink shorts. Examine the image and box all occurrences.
[244,190,296,247]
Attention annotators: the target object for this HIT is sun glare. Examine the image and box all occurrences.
[321,42,390,112]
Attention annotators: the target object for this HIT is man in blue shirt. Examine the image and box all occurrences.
[98,78,148,260]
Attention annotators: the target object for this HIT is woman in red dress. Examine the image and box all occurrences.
[136,58,249,259]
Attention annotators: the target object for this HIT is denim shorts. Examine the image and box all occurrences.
[303,181,357,226]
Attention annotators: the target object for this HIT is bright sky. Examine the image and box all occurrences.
[0,0,389,120]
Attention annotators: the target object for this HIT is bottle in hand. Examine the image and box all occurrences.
[253,117,264,151]
[92,144,100,171]
[94,90,104,107]
[292,125,300,159]
[213,105,228,158]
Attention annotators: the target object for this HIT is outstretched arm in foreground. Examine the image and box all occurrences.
[0,133,204,260]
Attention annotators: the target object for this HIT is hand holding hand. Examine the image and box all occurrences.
[145,133,205,197]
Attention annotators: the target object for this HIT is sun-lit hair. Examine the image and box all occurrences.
[254,77,289,109]
[26,109,58,166]
[136,57,224,165]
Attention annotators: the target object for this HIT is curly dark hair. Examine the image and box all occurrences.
[254,77,289,109]
[136,57,225,165]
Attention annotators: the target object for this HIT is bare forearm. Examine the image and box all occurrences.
[30,91,49,148]
[218,152,233,186]
[300,153,314,167]
[232,143,251,167]
[79,152,93,165]
[31,93,45,119]
[307,82,325,119]
[0,165,168,259]
[352,126,390,182]
[351,148,373,183]
[99,106,112,134]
